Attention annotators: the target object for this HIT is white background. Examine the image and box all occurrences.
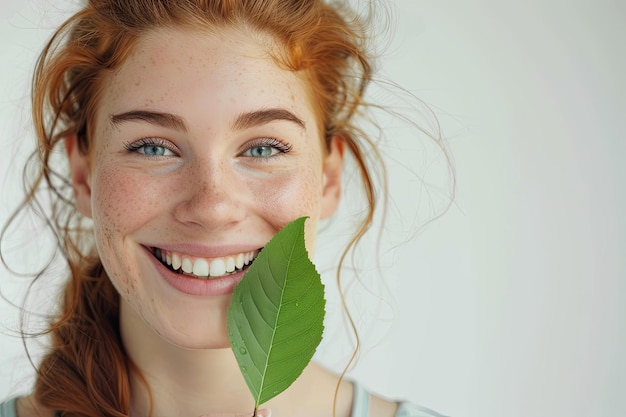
[1,1,625,416]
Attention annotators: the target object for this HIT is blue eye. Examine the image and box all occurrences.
[140,144,173,156]
[242,138,292,158]
[124,138,176,157]
[244,145,278,158]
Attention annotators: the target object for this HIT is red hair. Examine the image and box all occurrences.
[5,1,381,415]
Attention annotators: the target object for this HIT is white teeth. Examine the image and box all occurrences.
[193,258,210,277]
[172,253,182,271]
[225,257,235,273]
[155,248,259,278]
[181,258,193,274]
[236,253,244,269]
[209,258,226,277]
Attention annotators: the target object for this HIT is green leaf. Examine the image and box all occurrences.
[227,217,326,409]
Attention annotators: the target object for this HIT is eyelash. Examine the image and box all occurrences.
[242,137,293,157]
[123,137,293,159]
[123,137,177,156]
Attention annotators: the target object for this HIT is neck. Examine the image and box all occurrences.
[120,301,256,416]
[118,300,354,417]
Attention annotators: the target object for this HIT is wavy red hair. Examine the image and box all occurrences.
[4,1,381,416]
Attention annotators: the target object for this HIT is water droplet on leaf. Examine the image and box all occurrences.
[239,347,247,355]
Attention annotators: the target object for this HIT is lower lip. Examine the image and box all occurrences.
[143,246,246,296]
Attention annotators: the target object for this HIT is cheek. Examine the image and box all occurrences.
[252,166,321,212]
[90,165,163,233]
[244,164,323,250]
[89,164,166,295]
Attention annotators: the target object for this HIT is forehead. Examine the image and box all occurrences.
[96,27,315,130]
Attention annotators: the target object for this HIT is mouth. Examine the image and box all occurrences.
[150,247,261,280]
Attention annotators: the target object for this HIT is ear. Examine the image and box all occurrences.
[65,135,93,218]
[320,136,344,219]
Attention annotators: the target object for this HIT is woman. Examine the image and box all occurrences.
[0,1,446,416]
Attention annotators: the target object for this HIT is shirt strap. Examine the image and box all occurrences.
[351,381,370,417]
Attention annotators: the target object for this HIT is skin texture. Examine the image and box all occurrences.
[18,27,397,417]
[72,26,341,350]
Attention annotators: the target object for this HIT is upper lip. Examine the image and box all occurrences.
[142,243,265,259]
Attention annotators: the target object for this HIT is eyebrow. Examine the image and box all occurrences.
[110,110,188,132]
[109,107,305,132]
[232,108,305,131]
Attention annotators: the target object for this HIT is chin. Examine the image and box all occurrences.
[173,340,231,351]
[156,320,232,351]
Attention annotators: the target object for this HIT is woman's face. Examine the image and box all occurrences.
[68,27,343,349]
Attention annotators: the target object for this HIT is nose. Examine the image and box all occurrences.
[173,159,246,230]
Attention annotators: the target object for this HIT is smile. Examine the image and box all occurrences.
[152,247,260,279]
